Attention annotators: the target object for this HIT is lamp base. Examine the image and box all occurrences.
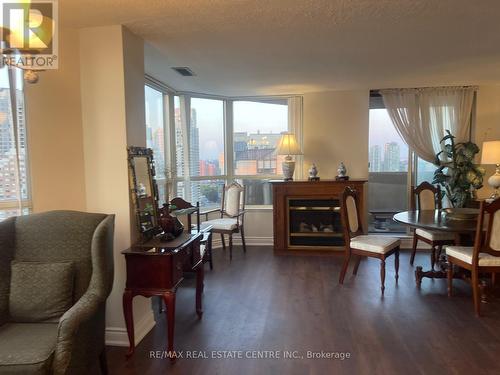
[282,156,296,181]
[487,164,500,201]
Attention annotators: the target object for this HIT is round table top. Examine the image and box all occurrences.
[393,210,477,233]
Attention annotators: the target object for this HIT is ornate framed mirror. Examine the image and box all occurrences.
[127,146,161,239]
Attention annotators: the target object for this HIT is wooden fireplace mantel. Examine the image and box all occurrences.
[271,179,367,255]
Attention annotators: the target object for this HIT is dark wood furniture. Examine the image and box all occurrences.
[171,197,201,232]
[121,232,204,361]
[338,187,400,294]
[447,199,500,316]
[410,182,455,268]
[393,210,477,286]
[195,222,214,270]
[202,182,246,261]
[169,197,214,269]
[270,179,367,255]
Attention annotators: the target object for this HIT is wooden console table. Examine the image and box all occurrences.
[121,232,203,361]
[271,180,366,255]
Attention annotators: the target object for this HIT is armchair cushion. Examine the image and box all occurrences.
[204,218,238,231]
[9,261,74,323]
[0,322,58,374]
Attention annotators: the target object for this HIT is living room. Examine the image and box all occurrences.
[1,1,500,374]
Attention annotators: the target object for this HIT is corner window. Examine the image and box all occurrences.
[144,80,300,208]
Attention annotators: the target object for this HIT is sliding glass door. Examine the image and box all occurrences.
[368,108,409,233]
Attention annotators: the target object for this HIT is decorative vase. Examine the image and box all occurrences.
[158,204,184,239]
[337,162,346,177]
[282,155,296,181]
[336,162,349,181]
[308,163,319,181]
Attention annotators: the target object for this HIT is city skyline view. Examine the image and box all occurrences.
[0,66,28,220]
[145,87,289,206]
[369,108,409,172]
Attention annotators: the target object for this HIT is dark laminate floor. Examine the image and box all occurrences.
[107,246,500,375]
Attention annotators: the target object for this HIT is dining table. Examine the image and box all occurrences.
[393,209,478,287]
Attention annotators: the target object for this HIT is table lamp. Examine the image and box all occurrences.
[276,132,302,181]
[481,140,500,200]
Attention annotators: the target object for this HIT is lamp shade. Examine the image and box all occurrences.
[481,141,500,164]
[276,132,302,156]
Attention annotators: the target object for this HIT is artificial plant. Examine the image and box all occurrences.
[432,130,485,208]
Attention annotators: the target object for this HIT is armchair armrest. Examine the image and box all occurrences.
[53,291,103,375]
[200,208,221,220]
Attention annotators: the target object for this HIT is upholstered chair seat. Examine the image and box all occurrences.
[415,228,455,241]
[350,235,401,254]
[446,246,500,266]
[206,218,238,231]
[0,323,59,374]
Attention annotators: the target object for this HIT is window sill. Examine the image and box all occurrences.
[245,205,274,211]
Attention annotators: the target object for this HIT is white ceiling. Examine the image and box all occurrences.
[61,0,500,96]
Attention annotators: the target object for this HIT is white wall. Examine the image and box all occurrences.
[475,85,500,199]
[26,27,86,212]
[302,90,369,179]
[79,25,154,347]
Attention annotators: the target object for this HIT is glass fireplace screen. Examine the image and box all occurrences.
[288,198,344,248]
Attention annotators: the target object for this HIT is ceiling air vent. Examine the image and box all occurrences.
[171,67,196,77]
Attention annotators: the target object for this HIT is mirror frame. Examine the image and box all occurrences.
[127,146,162,239]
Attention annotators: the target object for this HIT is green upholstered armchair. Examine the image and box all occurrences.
[0,211,115,375]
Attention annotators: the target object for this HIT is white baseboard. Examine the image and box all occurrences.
[105,310,156,347]
[211,235,273,248]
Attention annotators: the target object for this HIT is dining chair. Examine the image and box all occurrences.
[339,187,400,294]
[202,182,246,260]
[446,199,500,316]
[410,182,455,268]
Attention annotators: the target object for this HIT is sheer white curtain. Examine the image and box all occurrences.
[380,86,476,164]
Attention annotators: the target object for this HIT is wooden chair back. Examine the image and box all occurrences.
[411,181,442,210]
[340,187,364,246]
[473,199,500,264]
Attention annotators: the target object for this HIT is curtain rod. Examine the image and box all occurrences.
[373,85,478,94]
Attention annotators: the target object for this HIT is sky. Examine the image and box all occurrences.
[147,89,409,164]
[369,108,409,161]
[0,66,23,88]
[145,89,289,161]
[193,99,288,160]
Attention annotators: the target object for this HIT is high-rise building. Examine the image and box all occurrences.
[189,109,201,202]
[0,88,28,203]
[369,145,381,172]
[383,142,400,172]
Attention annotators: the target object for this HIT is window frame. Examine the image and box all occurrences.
[144,75,302,208]
[0,67,31,218]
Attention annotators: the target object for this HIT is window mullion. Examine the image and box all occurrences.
[225,99,234,183]
[180,95,192,200]
[165,93,175,201]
